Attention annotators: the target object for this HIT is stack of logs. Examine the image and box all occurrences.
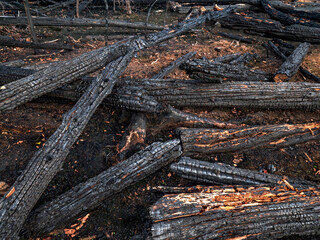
[0,1,320,239]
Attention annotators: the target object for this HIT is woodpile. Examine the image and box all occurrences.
[1,0,320,239]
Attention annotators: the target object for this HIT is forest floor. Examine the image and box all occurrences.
[0,2,320,240]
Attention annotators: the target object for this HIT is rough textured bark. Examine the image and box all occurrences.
[0,36,73,50]
[116,112,147,161]
[261,0,320,29]
[0,7,236,112]
[273,42,310,82]
[0,53,134,239]
[178,123,320,156]
[0,16,164,30]
[150,185,320,239]
[219,13,320,43]
[171,157,315,186]
[152,52,196,79]
[182,58,271,83]
[120,79,320,110]
[23,140,182,236]
[267,40,320,83]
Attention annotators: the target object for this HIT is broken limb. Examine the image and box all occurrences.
[23,140,182,236]
[0,6,236,112]
[273,42,310,82]
[171,157,315,186]
[177,123,320,156]
[150,185,320,239]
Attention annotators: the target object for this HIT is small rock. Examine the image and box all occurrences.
[267,164,276,174]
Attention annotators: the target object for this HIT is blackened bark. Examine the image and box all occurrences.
[171,157,315,186]
[261,0,320,29]
[0,6,236,112]
[0,53,134,239]
[23,140,182,236]
[150,185,320,239]
[178,123,320,156]
[219,13,320,43]
[273,42,310,82]
[182,58,271,83]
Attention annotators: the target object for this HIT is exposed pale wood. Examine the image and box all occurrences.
[178,123,320,156]
[150,185,320,239]
[171,157,316,186]
[23,140,182,236]
[273,42,310,82]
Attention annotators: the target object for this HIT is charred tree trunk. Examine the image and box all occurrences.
[23,140,182,236]
[150,185,320,239]
[181,58,272,83]
[0,36,73,50]
[219,13,320,43]
[0,16,164,30]
[0,7,235,112]
[0,53,134,239]
[171,157,315,186]
[261,0,320,29]
[273,42,310,82]
[119,79,320,110]
[177,123,320,156]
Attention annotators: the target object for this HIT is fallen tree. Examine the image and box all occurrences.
[150,185,320,239]
[181,57,271,82]
[22,140,182,236]
[177,122,320,156]
[0,16,164,30]
[171,157,315,186]
[219,13,320,43]
[0,8,236,238]
[0,7,236,112]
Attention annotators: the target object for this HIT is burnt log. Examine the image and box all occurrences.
[116,112,147,161]
[0,16,164,31]
[219,13,320,43]
[0,7,235,112]
[267,40,320,83]
[261,0,320,29]
[181,58,271,83]
[212,52,242,63]
[0,52,135,239]
[178,123,320,156]
[171,157,315,186]
[150,185,320,239]
[23,140,182,236]
[122,79,320,110]
[0,36,73,50]
[273,42,310,82]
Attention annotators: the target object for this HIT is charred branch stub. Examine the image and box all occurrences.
[0,6,236,112]
[150,185,320,239]
[177,123,320,156]
[273,42,310,82]
[116,112,147,161]
[23,140,182,236]
[171,157,315,186]
[181,58,272,83]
